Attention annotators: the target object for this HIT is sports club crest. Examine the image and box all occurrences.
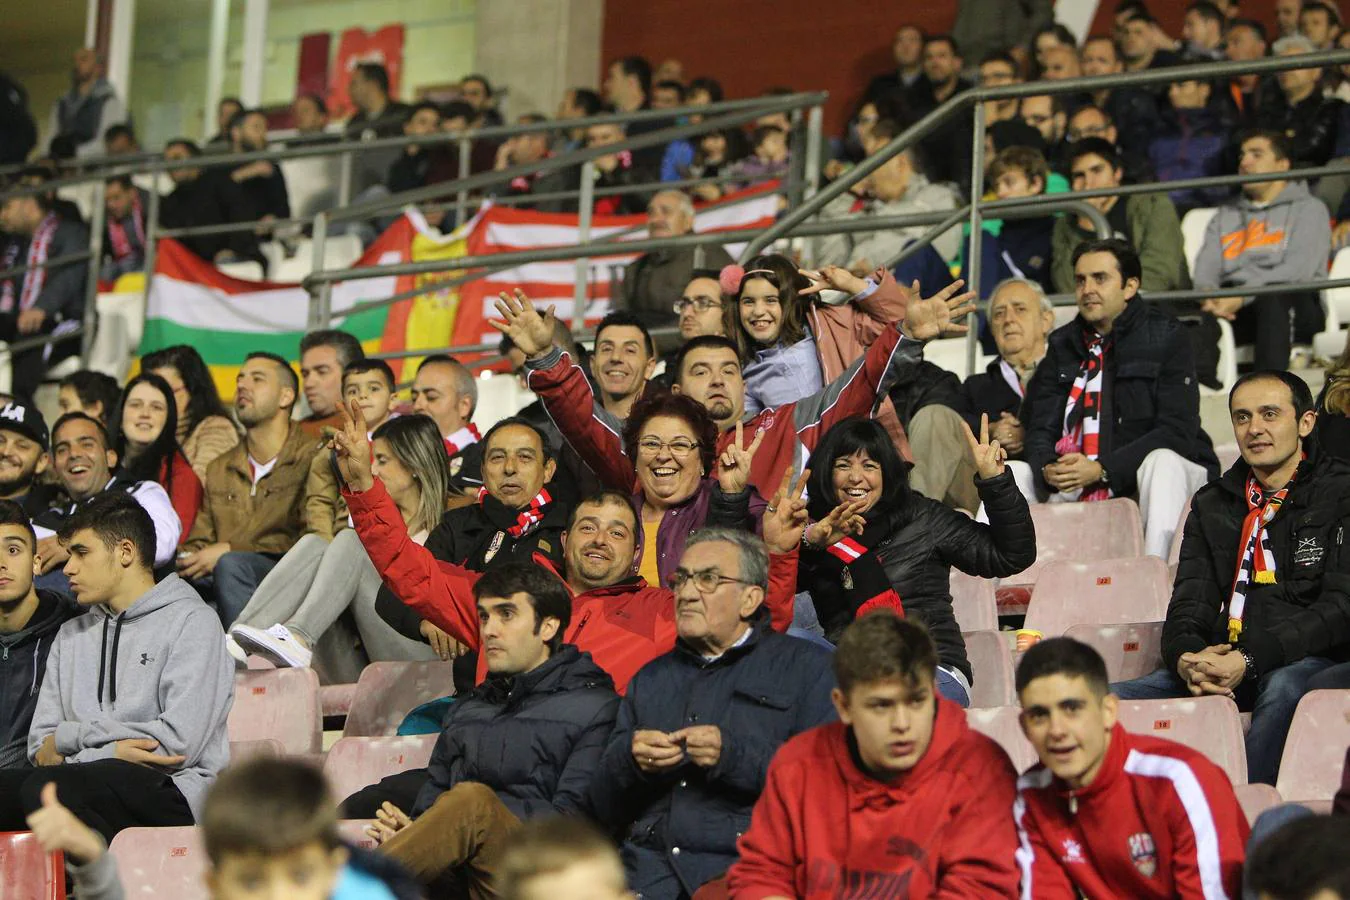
[1128,832,1157,877]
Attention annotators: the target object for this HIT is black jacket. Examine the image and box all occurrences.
[1164,451,1350,679]
[591,612,836,898]
[0,591,79,768]
[160,174,230,261]
[962,357,1024,434]
[620,244,734,328]
[886,358,967,429]
[415,644,618,818]
[1023,299,1219,498]
[1256,91,1344,166]
[799,471,1035,682]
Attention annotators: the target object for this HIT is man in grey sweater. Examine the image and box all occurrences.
[1192,129,1332,371]
[0,492,234,842]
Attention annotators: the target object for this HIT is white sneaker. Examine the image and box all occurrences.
[230,624,313,668]
[225,634,249,669]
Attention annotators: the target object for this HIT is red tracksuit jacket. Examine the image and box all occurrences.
[728,699,1021,899]
[1014,724,1249,900]
[344,479,797,693]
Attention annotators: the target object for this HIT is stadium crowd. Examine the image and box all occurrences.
[3,0,1350,898]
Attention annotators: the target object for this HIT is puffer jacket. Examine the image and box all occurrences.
[590,611,836,899]
[799,470,1035,683]
[1164,449,1350,678]
[0,591,79,769]
[414,644,618,817]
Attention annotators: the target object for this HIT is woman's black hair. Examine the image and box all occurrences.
[805,417,912,524]
[114,372,185,496]
[140,344,230,435]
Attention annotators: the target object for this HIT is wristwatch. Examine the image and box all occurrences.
[1237,646,1257,682]
[1098,464,1110,487]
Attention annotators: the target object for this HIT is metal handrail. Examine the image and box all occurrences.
[0,251,92,282]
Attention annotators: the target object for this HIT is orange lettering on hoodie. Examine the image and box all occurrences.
[1221,219,1286,261]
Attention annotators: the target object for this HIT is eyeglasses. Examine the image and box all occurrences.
[674,298,723,315]
[637,437,700,457]
[668,569,756,593]
[1068,124,1110,141]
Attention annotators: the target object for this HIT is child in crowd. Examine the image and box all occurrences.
[496,817,634,900]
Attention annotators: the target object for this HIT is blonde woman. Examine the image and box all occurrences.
[1316,342,1350,461]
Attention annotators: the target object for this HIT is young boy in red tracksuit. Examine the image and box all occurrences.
[728,612,1021,899]
[1014,637,1249,900]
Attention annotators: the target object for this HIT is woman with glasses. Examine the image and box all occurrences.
[797,415,1036,706]
[141,344,240,481]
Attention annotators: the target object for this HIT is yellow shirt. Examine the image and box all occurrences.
[639,516,662,586]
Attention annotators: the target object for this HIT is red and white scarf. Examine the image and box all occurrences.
[0,214,59,314]
[1058,331,1110,502]
[477,485,553,537]
[823,536,905,618]
[444,423,481,457]
[106,191,145,262]
[1227,473,1293,643]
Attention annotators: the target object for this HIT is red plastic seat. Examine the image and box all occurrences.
[0,832,65,900]
[108,826,207,900]
[965,705,1038,774]
[1063,622,1166,683]
[1009,497,1145,586]
[950,571,998,632]
[1234,783,1284,826]
[963,630,1015,708]
[1116,695,1247,784]
[227,668,322,755]
[1276,689,1350,804]
[323,734,438,804]
[1023,557,1171,637]
[342,661,457,737]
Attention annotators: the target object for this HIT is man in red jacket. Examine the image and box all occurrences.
[728,612,1021,899]
[1014,637,1248,899]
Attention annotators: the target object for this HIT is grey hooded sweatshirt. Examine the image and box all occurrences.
[1192,181,1331,297]
[27,574,233,819]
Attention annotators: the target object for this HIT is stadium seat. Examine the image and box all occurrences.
[1314,246,1350,362]
[342,660,457,737]
[228,738,283,761]
[324,234,364,270]
[920,337,992,380]
[1234,783,1284,826]
[1167,497,1191,577]
[1204,318,1239,398]
[951,571,998,632]
[337,820,378,851]
[108,826,207,900]
[228,668,322,754]
[963,630,1016,708]
[321,682,360,719]
[1023,557,1171,637]
[0,831,65,900]
[965,705,1038,774]
[1063,622,1165,683]
[1009,497,1145,587]
[1276,689,1350,805]
[1181,207,1218,277]
[471,373,538,434]
[1116,695,1247,784]
[324,734,438,803]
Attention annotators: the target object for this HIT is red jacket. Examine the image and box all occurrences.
[523,316,922,498]
[158,449,203,542]
[1014,724,1248,900]
[344,479,798,693]
[728,700,1021,900]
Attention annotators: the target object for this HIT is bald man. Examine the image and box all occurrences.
[618,190,733,330]
[47,48,127,159]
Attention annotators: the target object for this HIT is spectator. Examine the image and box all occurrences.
[1225,18,1280,123]
[619,191,732,327]
[1316,342,1350,462]
[458,73,503,128]
[289,92,330,141]
[1300,1,1342,50]
[1258,35,1343,166]
[725,125,791,190]
[591,527,835,899]
[583,313,656,421]
[587,122,657,216]
[298,329,365,437]
[799,416,1033,702]
[1015,638,1248,897]
[0,71,37,166]
[10,166,84,228]
[1247,815,1350,900]
[141,344,240,481]
[410,354,483,491]
[178,352,318,628]
[1114,370,1350,785]
[1119,10,1183,73]
[1020,94,1068,154]
[46,48,126,159]
[343,62,410,140]
[654,58,684,84]
[496,817,632,900]
[908,35,975,187]
[1148,66,1233,214]
[0,500,78,770]
[555,87,602,152]
[205,96,241,147]
[674,270,726,342]
[100,175,149,281]
[864,25,927,102]
[1192,130,1332,372]
[101,123,138,157]
[0,182,89,397]
[32,413,182,584]
[962,278,1055,458]
[660,76,722,183]
[1028,21,1079,77]
[438,100,497,177]
[729,613,1021,897]
[495,113,578,213]
[57,369,120,430]
[1275,0,1302,38]
[158,139,230,263]
[987,146,1056,290]
[113,373,203,539]
[1023,238,1219,558]
[0,400,58,518]
[1182,1,1227,58]
[385,101,448,195]
[218,109,290,269]
[604,56,667,168]
[949,0,1052,72]
[1040,44,1084,84]
[0,492,233,843]
[978,50,1023,125]
[651,80,683,110]
[1068,104,1156,185]
[227,413,451,673]
[1078,36,1160,165]
[683,127,750,201]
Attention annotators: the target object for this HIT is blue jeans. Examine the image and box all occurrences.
[199,551,280,628]
[937,668,971,708]
[1112,656,1337,785]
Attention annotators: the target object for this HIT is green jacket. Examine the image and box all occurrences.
[1051,192,1192,295]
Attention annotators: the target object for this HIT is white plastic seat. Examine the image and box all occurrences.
[950,571,998,632]
[921,337,991,380]
[216,260,264,282]
[471,373,537,434]
[343,660,457,737]
[108,826,207,900]
[1314,246,1350,361]
[1181,207,1218,278]
[963,630,1016,708]
[324,734,438,803]
[1063,622,1166,683]
[1116,695,1247,784]
[1276,689,1350,804]
[227,668,322,755]
[1010,497,1145,587]
[965,705,1038,774]
[1023,557,1171,637]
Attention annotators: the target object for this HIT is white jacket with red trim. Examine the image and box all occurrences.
[1014,723,1249,900]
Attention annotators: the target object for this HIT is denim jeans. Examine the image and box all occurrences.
[1112,655,1337,785]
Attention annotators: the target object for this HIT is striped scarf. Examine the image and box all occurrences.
[444,423,481,457]
[1058,331,1110,502]
[821,534,904,618]
[106,191,145,262]
[477,486,553,538]
[0,214,59,314]
[1227,474,1292,643]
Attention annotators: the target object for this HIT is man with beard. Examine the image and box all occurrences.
[618,191,732,329]
[0,401,57,518]
[217,109,289,270]
[179,353,318,628]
